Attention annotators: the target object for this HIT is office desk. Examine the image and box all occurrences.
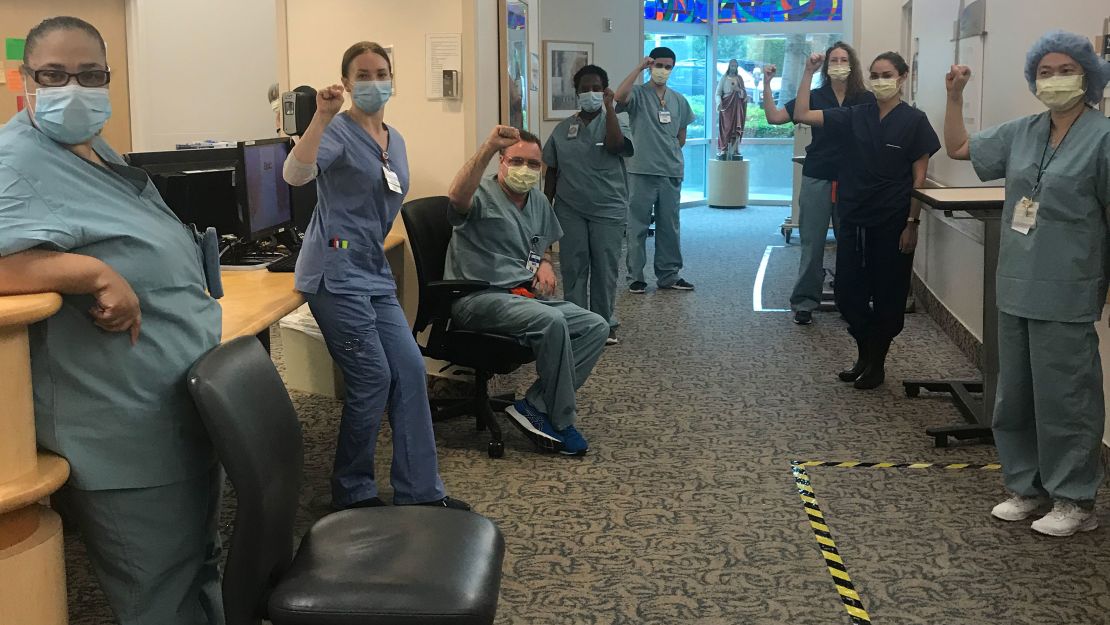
[905,187,1005,447]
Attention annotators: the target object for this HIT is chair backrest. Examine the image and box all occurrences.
[187,336,304,625]
[401,196,454,332]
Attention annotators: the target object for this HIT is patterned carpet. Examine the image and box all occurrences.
[64,205,1110,625]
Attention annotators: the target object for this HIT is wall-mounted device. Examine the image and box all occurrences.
[442,70,461,99]
[281,86,317,137]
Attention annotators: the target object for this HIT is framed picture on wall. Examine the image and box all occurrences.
[543,41,593,121]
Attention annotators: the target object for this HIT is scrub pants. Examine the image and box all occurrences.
[452,292,609,429]
[305,287,446,508]
[993,311,1105,504]
[790,176,836,312]
[834,218,913,341]
[627,173,683,287]
[54,466,224,625]
[555,205,625,328]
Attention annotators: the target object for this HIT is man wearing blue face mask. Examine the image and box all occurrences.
[283,41,468,512]
[542,64,634,345]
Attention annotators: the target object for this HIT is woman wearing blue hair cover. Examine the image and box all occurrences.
[944,30,1110,537]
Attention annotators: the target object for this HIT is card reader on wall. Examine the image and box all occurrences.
[281,86,317,137]
[442,70,461,99]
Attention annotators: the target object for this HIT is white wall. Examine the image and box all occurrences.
[851,0,905,68]
[537,0,642,142]
[126,0,279,151]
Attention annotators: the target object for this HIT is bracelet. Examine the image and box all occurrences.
[907,217,921,224]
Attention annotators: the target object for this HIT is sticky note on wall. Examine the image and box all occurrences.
[6,68,23,93]
[6,38,26,61]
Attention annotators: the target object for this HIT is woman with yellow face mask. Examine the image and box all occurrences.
[944,30,1110,537]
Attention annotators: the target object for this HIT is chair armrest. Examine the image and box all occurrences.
[427,280,491,300]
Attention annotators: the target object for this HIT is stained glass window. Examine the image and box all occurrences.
[718,0,842,23]
[644,0,709,24]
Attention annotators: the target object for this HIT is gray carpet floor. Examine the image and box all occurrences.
[64,205,1110,625]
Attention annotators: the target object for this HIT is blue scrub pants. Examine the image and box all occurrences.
[555,205,625,328]
[452,292,609,429]
[305,287,446,508]
[627,173,683,287]
[993,311,1105,504]
[790,176,836,312]
[55,466,224,625]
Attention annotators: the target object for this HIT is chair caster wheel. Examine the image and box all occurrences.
[488,441,505,458]
[905,385,921,398]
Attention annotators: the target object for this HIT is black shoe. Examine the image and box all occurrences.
[629,281,647,294]
[854,338,891,390]
[793,310,813,325]
[838,337,869,382]
[414,496,472,511]
[333,496,387,511]
[605,329,619,346]
[663,278,695,291]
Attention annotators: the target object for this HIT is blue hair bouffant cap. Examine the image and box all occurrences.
[1024,30,1110,105]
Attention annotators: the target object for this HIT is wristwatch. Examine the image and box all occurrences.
[907,217,922,224]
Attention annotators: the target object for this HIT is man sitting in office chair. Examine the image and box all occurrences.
[444,125,609,456]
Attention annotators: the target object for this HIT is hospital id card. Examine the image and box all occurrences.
[526,251,542,275]
[658,110,672,124]
[383,165,402,194]
[1011,196,1038,235]
[567,124,580,139]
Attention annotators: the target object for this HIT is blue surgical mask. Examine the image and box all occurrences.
[578,91,604,113]
[29,85,112,145]
[352,81,392,114]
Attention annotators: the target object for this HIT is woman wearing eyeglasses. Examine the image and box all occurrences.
[283,42,468,512]
[0,17,225,624]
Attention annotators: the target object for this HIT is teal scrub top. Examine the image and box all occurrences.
[445,176,563,288]
[542,111,634,223]
[617,83,694,179]
[970,108,1110,323]
[0,113,221,491]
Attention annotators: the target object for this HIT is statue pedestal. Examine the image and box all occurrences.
[708,158,749,208]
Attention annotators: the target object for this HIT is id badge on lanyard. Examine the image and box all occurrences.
[526,235,542,274]
[382,151,402,194]
[568,123,580,140]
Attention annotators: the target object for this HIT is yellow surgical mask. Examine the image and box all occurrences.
[871,78,901,101]
[651,67,672,86]
[1035,74,1086,112]
[504,165,540,194]
[828,65,851,81]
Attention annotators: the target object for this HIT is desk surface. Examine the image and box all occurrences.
[0,292,62,327]
[913,187,1005,210]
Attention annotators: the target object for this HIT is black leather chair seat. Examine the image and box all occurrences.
[440,330,535,374]
[269,508,504,625]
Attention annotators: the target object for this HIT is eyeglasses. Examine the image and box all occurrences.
[25,67,111,88]
[506,157,542,170]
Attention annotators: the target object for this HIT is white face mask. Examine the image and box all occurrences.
[827,65,851,81]
[1035,74,1086,112]
[504,165,540,194]
[651,67,672,86]
[871,78,901,101]
[577,91,604,113]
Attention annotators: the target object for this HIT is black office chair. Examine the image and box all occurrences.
[187,336,505,625]
[401,196,537,459]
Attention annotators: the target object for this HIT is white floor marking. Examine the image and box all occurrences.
[754,245,790,313]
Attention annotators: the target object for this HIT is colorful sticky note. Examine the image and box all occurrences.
[5,38,25,61]
[5,69,23,94]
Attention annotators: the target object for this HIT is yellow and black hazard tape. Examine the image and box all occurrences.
[796,460,1002,471]
[792,462,872,625]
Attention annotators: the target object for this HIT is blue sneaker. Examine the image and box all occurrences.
[556,424,589,456]
[505,400,564,452]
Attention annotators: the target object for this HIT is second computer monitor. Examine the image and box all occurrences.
[238,138,293,242]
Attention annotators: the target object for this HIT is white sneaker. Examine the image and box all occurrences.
[991,495,1050,521]
[1031,502,1099,537]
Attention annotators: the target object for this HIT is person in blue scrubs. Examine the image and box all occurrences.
[762,42,875,326]
[0,17,224,624]
[793,51,940,390]
[615,48,697,294]
[944,31,1110,537]
[283,41,467,511]
[543,64,633,345]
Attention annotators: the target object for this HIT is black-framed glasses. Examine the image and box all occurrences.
[24,67,111,88]
[506,157,542,170]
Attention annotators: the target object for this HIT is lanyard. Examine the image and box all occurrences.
[656,89,668,110]
[1033,116,1076,196]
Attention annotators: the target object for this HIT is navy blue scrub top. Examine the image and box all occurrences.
[822,101,940,227]
[294,113,409,296]
[785,83,875,181]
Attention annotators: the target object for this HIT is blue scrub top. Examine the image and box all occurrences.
[822,101,941,226]
[617,83,695,179]
[542,111,634,223]
[295,113,410,296]
[785,83,876,180]
[0,112,221,491]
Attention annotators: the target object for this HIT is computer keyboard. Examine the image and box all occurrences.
[266,251,299,273]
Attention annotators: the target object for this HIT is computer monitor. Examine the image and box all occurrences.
[237,138,293,242]
[125,147,240,235]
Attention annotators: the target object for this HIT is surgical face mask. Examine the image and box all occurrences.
[28,84,112,145]
[871,78,901,101]
[651,67,672,86]
[578,91,604,113]
[827,65,851,81]
[504,165,540,194]
[1035,74,1086,112]
[352,80,392,114]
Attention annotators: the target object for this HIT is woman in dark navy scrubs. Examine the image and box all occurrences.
[793,51,940,390]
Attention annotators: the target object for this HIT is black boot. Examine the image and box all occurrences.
[838,336,870,382]
[854,337,891,390]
